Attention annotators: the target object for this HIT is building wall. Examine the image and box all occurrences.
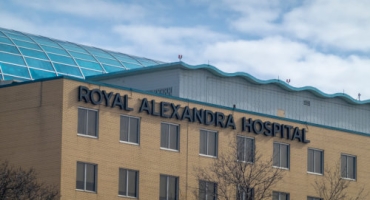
[57,79,370,199]
[178,69,370,134]
[0,80,63,188]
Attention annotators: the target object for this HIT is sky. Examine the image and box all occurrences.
[1,0,369,100]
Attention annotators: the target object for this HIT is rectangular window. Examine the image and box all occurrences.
[161,123,179,150]
[237,136,254,163]
[273,143,290,169]
[272,191,289,200]
[119,168,139,197]
[237,186,254,200]
[199,181,217,200]
[120,115,140,144]
[341,154,356,180]
[307,149,324,174]
[307,197,322,200]
[77,107,98,137]
[160,175,178,200]
[76,162,97,192]
[200,130,218,157]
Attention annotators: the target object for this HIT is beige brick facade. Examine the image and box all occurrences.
[1,78,369,199]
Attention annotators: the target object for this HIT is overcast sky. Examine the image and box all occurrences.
[1,0,369,100]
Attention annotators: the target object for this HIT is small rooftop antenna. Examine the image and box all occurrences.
[358,93,361,101]
[178,54,183,61]
[286,79,291,84]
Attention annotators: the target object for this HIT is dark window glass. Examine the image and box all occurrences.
[341,154,356,179]
[161,123,179,150]
[307,197,322,200]
[200,130,218,157]
[76,162,97,192]
[237,136,254,163]
[77,108,98,137]
[119,169,138,197]
[307,149,323,174]
[120,115,140,144]
[272,191,289,200]
[237,186,254,200]
[199,181,217,200]
[160,175,178,200]
[273,143,289,168]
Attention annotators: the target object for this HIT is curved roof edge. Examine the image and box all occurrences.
[88,61,370,105]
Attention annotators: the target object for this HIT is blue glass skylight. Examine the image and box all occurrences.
[0,27,165,81]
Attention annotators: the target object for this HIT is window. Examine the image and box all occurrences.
[120,115,140,144]
[341,154,356,180]
[199,181,217,200]
[308,149,324,174]
[200,130,218,157]
[161,123,179,150]
[76,162,97,192]
[237,136,254,163]
[119,168,139,197]
[78,107,98,137]
[307,197,322,200]
[273,143,289,169]
[272,191,289,200]
[160,175,178,200]
[237,186,254,200]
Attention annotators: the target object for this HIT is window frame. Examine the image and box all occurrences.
[236,135,255,163]
[118,168,139,198]
[341,154,356,180]
[77,107,99,138]
[307,148,324,175]
[273,142,290,169]
[236,185,254,200]
[307,197,322,200]
[272,191,290,200]
[159,174,179,200]
[120,115,140,145]
[199,129,218,158]
[199,180,217,200]
[76,162,97,193]
[160,122,180,151]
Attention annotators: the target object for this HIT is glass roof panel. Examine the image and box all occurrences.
[25,57,54,71]
[0,31,5,36]
[53,63,82,77]
[0,36,13,45]
[0,63,30,78]
[3,75,31,81]
[81,68,104,77]
[84,47,113,59]
[19,48,48,60]
[41,45,69,56]
[68,51,95,61]
[0,52,25,65]
[134,58,158,66]
[59,42,87,53]
[47,53,76,65]
[31,36,60,47]
[75,59,103,71]
[121,62,142,69]
[5,33,33,42]
[95,56,121,66]
[111,53,142,65]
[29,68,56,79]
[12,39,41,50]
[102,64,125,72]
[0,43,20,54]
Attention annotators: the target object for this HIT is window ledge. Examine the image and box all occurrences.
[273,166,290,170]
[307,172,323,176]
[75,189,97,193]
[341,177,356,181]
[120,141,139,146]
[118,195,138,199]
[199,154,217,159]
[160,147,179,152]
[77,134,98,139]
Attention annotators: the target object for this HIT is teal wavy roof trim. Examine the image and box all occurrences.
[89,61,370,105]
